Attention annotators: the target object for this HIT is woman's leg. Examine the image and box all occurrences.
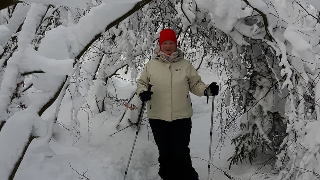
[169,118,199,180]
[149,119,172,180]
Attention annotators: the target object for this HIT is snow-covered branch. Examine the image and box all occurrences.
[242,0,275,41]
[0,3,47,122]
[0,0,154,179]
[75,0,153,60]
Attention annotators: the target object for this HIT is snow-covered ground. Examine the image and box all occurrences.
[15,68,275,180]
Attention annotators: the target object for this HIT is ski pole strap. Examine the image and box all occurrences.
[204,88,209,104]
[147,84,152,92]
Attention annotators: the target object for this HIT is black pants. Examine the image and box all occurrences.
[149,118,199,180]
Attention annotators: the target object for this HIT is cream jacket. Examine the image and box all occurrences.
[136,49,209,122]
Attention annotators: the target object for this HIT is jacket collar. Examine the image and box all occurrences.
[153,48,184,63]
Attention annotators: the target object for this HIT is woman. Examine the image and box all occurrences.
[136,29,219,180]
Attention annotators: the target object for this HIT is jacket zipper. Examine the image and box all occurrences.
[170,63,172,121]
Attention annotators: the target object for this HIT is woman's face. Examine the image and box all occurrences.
[160,40,177,56]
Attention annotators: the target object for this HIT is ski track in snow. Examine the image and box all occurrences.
[15,69,276,180]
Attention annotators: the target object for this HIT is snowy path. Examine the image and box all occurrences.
[14,69,275,180]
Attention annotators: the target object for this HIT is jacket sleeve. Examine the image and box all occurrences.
[187,63,209,96]
[136,63,149,95]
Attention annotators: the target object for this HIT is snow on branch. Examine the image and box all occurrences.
[296,0,320,23]
[37,76,68,116]
[0,4,30,68]
[22,47,74,76]
[304,0,320,12]
[181,0,194,25]
[0,1,154,179]
[0,110,38,179]
[242,0,275,41]
[21,0,89,8]
[0,3,47,123]
[75,0,153,60]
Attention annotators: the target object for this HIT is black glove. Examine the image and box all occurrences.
[205,82,219,96]
[139,90,153,102]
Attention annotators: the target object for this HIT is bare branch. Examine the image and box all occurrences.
[21,70,45,76]
[22,82,33,93]
[243,0,275,41]
[294,0,320,23]
[115,92,136,129]
[69,163,90,180]
[181,0,192,24]
[9,134,35,179]
[0,121,5,131]
[196,50,206,71]
[38,76,68,116]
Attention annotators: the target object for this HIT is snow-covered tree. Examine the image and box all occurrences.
[0,0,152,179]
[189,0,320,179]
[1,0,320,179]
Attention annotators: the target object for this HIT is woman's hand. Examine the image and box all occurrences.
[204,82,219,96]
[139,90,153,102]
[209,82,219,96]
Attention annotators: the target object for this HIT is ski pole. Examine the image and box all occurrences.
[207,96,215,180]
[123,84,152,180]
[110,124,134,137]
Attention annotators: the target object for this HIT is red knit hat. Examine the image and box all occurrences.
[159,29,177,46]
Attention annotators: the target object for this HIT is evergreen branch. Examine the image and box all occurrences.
[249,155,276,180]
[225,80,279,128]
[192,156,242,180]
